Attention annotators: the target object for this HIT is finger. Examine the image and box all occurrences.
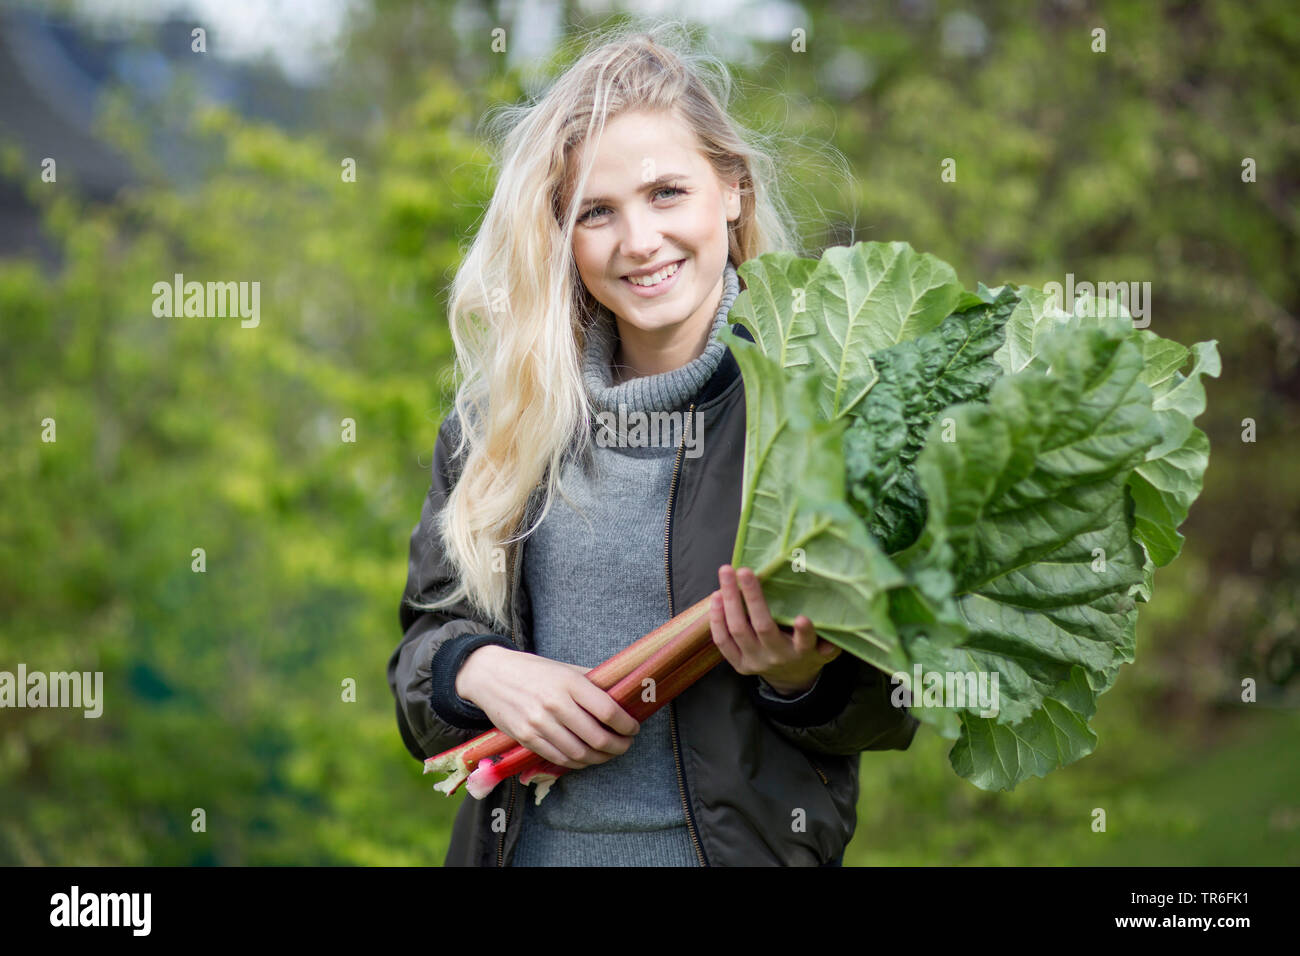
[544,706,622,765]
[529,721,597,769]
[565,701,634,757]
[718,564,759,652]
[736,567,782,648]
[788,615,816,655]
[515,737,571,769]
[710,591,743,670]
[571,679,640,737]
[816,635,842,660]
[738,567,785,658]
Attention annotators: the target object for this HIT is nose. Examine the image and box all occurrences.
[618,205,662,261]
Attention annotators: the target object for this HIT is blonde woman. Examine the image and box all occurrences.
[388,21,918,867]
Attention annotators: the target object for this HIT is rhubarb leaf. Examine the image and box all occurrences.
[899,317,1163,788]
[718,327,910,675]
[715,240,1216,793]
[1127,336,1221,570]
[997,288,1221,575]
[993,286,1073,375]
[844,285,1019,553]
[732,241,964,420]
[947,667,1098,791]
[726,251,820,369]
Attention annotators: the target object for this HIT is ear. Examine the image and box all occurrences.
[724,180,741,222]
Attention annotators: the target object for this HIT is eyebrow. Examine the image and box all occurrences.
[578,173,691,211]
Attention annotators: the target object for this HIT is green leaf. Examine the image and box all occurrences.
[1128,337,1221,568]
[949,667,1099,791]
[951,281,1001,312]
[719,327,909,674]
[845,285,1019,553]
[728,251,820,369]
[995,285,1221,573]
[902,317,1162,788]
[717,241,1215,793]
[732,241,964,420]
[993,285,1073,374]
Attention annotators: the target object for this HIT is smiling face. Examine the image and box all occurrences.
[567,108,741,379]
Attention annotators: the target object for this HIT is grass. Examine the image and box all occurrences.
[847,701,1300,866]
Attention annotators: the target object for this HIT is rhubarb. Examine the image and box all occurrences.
[465,599,720,800]
[518,640,724,803]
[424,603,705,792]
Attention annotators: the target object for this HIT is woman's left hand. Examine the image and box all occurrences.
[710,564,842,697]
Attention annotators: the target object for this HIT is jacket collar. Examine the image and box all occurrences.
[692,321,753,406]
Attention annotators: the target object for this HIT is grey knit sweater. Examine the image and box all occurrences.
[509,262,740,866]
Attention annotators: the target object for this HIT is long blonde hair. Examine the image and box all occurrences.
[414,19,827,629]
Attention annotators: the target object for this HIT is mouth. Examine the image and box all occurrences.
[621,258,686,296]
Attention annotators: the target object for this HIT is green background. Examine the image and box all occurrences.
[1,0,1297,865]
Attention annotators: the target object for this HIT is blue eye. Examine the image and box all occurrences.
[578,186,685,224]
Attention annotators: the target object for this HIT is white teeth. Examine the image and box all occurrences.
[625,260,681,286]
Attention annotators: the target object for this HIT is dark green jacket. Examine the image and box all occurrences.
[388,322,919,866]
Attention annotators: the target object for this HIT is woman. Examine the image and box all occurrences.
[387,23,918,867]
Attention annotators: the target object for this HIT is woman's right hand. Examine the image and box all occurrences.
[455,645,640,770]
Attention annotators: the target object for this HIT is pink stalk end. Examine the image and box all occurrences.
[464,762,502,800]
[464,744,547,799]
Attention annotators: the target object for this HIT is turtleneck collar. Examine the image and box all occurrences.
[582,259,741,415]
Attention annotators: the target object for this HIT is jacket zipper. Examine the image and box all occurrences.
[494,415,711,866]
[665,400,708,867]
[809,757,830,786]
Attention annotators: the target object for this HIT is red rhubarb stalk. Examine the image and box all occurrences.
[466,595,720,800]
[424,602,704,792]
[518,639,724,802]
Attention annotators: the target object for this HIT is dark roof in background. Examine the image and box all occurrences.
[0,6,311,264]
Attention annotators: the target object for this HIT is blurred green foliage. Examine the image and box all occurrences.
[1,0,1297,865]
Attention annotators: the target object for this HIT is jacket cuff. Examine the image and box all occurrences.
[756,673,822,703]
[429,632,515,730]
[748,653,857,727]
